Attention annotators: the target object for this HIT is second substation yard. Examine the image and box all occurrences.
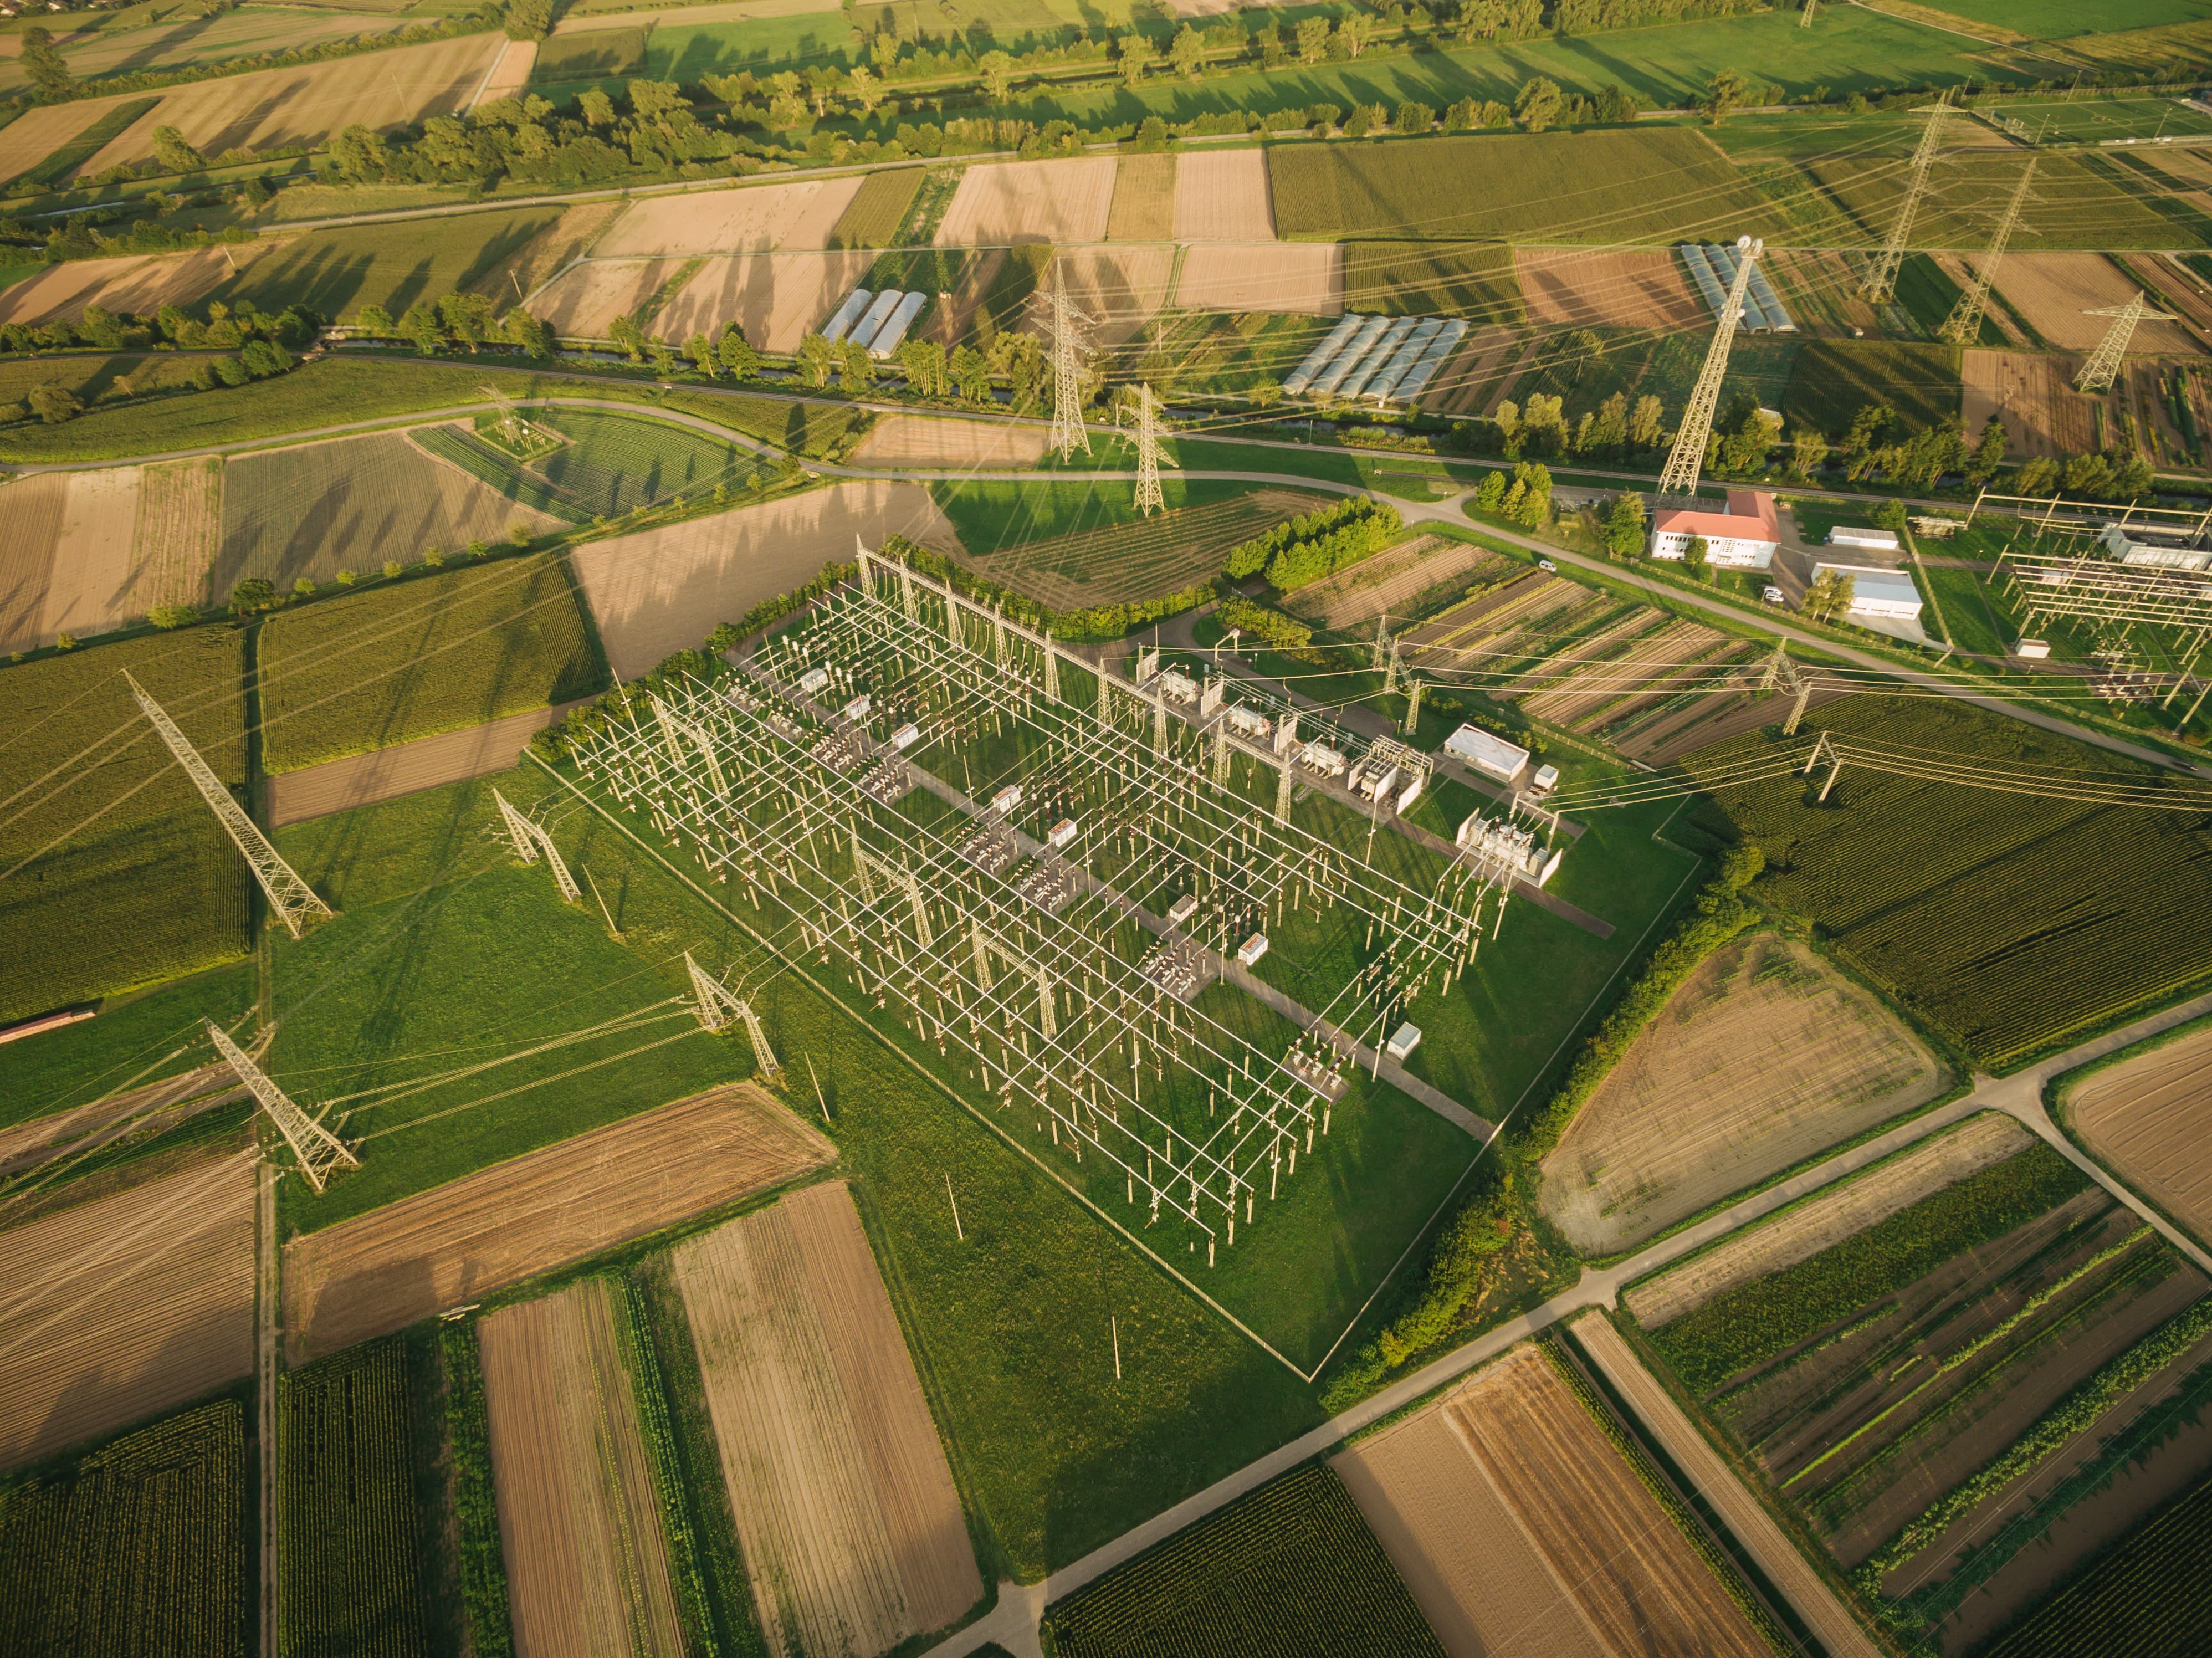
[2067,1023,2212,1249]
[1540,932,1948,1256]
[673,1181,982,1658]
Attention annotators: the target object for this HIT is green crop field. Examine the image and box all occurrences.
[531,25,647,84]
[211,207,565,323]
[829,166,923,248]
[1926,0,2212,36]
[0,351,211,412]
[1341,240,1523,320]
[1887,252,2004,345]
[532,408,762,517]
[0,962,257,1135]
[1042,1464,1443,1657]
[1996,95,2212,142]
[1981,1468,2212,1658]
[0,1399,247,1654]
[1803,149,2200,250]
[644,12,857,79]
[283,1343,431,1658]
[1779,339,1960,437]
[929,476,1254,557]
[1270,129,1785,246]
[408,424,587,522]
[1684,696,2212,1068]
[258,555,603,774]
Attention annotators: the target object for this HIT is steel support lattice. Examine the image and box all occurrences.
[685,951,781,1076]
[1940,158,2036,345]
[1657,237,1763,503]
[1862,90,1953,304]
[494,787,581,903]
[2075,292,2179,394]
[1047,285,1093,459]
[208,1021,359,1192]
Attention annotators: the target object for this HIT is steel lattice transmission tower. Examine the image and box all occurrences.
[1133,382,1174,516]
[1656,235,1763,503]
[1940,158,2037,346]
[1047,284,1093,459]
[2075,292,2179,393]
[124,671,335,939]
[493,787,581,902]
[1862,89,1954,304]
[684,952,781,1077]
[207,1021,359,1192]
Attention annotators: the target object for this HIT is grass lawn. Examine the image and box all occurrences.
[928,474,1255,555]
[1995,95,2212,141]
[1804,149,2198,250]
[0,350,211,411]
[0,961,258,1132]
[209,206,565,323]
[1924,0,2212,37]
[644,13,858,79]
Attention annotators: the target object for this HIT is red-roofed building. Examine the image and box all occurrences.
[1650,490,1781,569]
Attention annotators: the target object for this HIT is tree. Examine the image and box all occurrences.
[149,604,199,630]
[2113,452,2155,498]
[1510,460,1552,527]
[400,303,447,355]
[2063,450,2113,498]
[579,88,617,127]
[1701,66,1752,123]
[837,339,874,392]
[1804,567,1855,622]
[979,49,1015,101]
[229,576,279,616]
[503,308,552,356]
[797,332,838,386]
[1629,393,1663,449]
[505,0,552,39]
[1967,411,2006,484]
[356,304,396,336]
[687,331,718,376]
[1788,426,1830,480]
[1337,13,1371,58]
[1605,492,1647,558]
[951,342,991,404]
[2015,454,2061,495]
[1515,77,1563,132]
[1683,533,1709,576]
[1170,24,1205,77]
[1872,497,1909,531]
[28,385,80,424]
[240,339,291,378]
[716,326,759,380]
[151,126,206,175]
[849,65,883,114]
[20,27,70,101]
[439,293,499,352]
[1118,33,1151,86]
[1396,101,1434,135]
[1296,15,1330,64]
[608,315,647,362]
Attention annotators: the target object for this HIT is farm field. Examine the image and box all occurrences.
[216,430,560,597]
[1047,1462,1445,1658]
[569,477,957,676]
[0,1399,246,1655]
[256,555,600,772]
[267,699,586,826]
[1962,347,2099,458]
[1046,244,1172,345]
[650,249,875,350]
[218,205,565,323]
[0,466,142,656]
[1515,246,1703,330]
[0,99,113,187]
[673,1181,982,1657]
[283,1081,832,1363]
[129,458,223,615]
[480,1278,688,1658]
[1540,931,1949,1257]
[0,244,273,327]
[1683,696,2212,1068]
[1282,534,1510,634]
[1978,1469,2212,1658]
[1805,150,2193,251]
[852,413,1049,467]
[531,23,646,83]
[1105,151,1176,242]
[475,34,537,102]
[831,166,923,248]
[933,155,1115,246]
[0,6,408,96]
[1341,242,1519,321]
[598,173,865,257]
[1174,240,1341,315]
[2067,1023,2212,1250]
[0,1144,255,1471]
[1993,94,2212,142]
[1335,1342,1769,1658]
[1992,253,2203,354]
[530,255,693,339]
[282,1342,431,1658]
[1780,339,1961,437]
[1172,145,1274,242]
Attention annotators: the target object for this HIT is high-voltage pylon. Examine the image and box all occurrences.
[207,1020,358,1193]
[1862,89,1954,304]
[2074,291,2179,393]
[124,671,334,940]
[684,951,780,1077]
[1047,284,1093,459]
[1800,0,1816,24]
[493,787,581,903]
[1133,382,1173,516]
[1656,235,1763,503]
[1940,158,2036,346]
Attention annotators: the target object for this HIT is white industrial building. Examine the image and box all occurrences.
[1827,525,1901,552]
[1443,724,1530,786]
[1814,561,1924,622]
[1650,490,1781,567]
[2102,523,2212,570]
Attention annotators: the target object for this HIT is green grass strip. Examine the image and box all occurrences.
[612,1277,721,1658]
[441,1320,516,1658]
[410,424,587,523]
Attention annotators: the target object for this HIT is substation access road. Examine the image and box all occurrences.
[925,985,2212,1658]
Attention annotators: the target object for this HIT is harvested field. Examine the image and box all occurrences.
[74,33,503,177]
[217,430,557,593]
[267,698,591,827]
[38,464,141,644]
[1419,323,1518,416]
[0,99,107,187]
[651,250,875,351]
[1993,253,2199,354]
[598,174,866,258]
[283,1082,830,1363]
[1044,244,1172,345]
[482,1278,686,1658]
[1174,240,1342,316]
[1173,146,1273,242]
[0,1145,255,1471]
[474,37,539,105]
[1515,248,1704,330]
[1106,152,1176,242]
[2123,252,2212,342]
[0,1061,240,1180]
[934,156,1115,246]
[505,201,626,300]
[1281,535,1512,633]
[852,413,1049,467]
[2070,1024,2212,1249]
[674,1181,982,1658]
[1335,1343,1767,1658]
[1962,349,2100,459]
[572,479,957,677]
[531,255,693,339]
[1542,933,1948,1257]
[125,458,221,615]
[924,246,1005,347]
[1343,242,1520,320]
[1625,1111,2032,1327]
[0,244,270,327]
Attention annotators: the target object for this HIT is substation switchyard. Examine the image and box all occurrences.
[572,548,1529,1266]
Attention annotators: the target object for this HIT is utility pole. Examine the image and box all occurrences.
[126,671,335,940]
[1047,284,1093,459]
[208,1021,358,1193]
[1862,89,1954,304]
[2075,293,2179,393]
[1133,382,1171,516]
[1657,234,1762,503]
[1940,158,2036,345]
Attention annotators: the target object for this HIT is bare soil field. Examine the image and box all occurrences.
[39,464,141,643]
[2069,1023,2212,1248]
[1625,1111,2032,1327]
[507,201,627,301]
[1106,152,1176,242]
[933,156,1115,246]
[0,1061,239,1179]
[1173,147,1274,242]
[283,1082,831,1363]
[531,256,693,339]
[1283,535,1511,633]
[1044,244,1173,345]
[598,175,866,258]
[0,1145,254,1471]
[125,457,222,615]
[674,1181,981,1658]
[960,488,1319,613]
[1338,1343,1765,1658]
[0,99,107,186]
[1962,348,2099,459]
[473,37,539,106]
[268,698,592,827]
[2120,252,2212,343]
[1542,933,1947,1256]
[572,479,957,677]
[1175,240,1341,315]
[0,244,272,327]
[74,34,503,177]
[556,0,831,25]
[482,1278,687,1658]
[1932,254,2030,347]
[0,472,65,656]
[651,250,875,351]
[1991,253,2199,354]
[1514,248,1702,329]
[852,413,1049,467]
[1420,323,1519,416]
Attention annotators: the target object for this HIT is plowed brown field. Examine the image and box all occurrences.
[600,175,866,258]
[1173,147,1274,242]
[482,1278,687,1658]
[1514,248,1703,329]
[675,1181,981,1658]
[532,257,693,339]
[852,415,1049,467]
[0,99,107,187]
[1962,348,2100,459]
[934,156,1115,246]
[1046,245,1173,345]
[2070,1024,2212,1248]
[474,38,539,106]
[1542,933,1947,1255]
[651,250,875,351]
[1174,241,1341,315]
[0,245,271,327]
[283,1082,832,1363]
[1992,254,2198,354]
[40,465,141,643]
[0,1145,255,1471]
[1105,153,1176,242]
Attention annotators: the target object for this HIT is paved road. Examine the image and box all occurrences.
[923,985,2212,1657]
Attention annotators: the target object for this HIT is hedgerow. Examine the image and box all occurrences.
[439,1322,514,1658]
[1223,499,1402,590]
[1215,597,1312,652]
